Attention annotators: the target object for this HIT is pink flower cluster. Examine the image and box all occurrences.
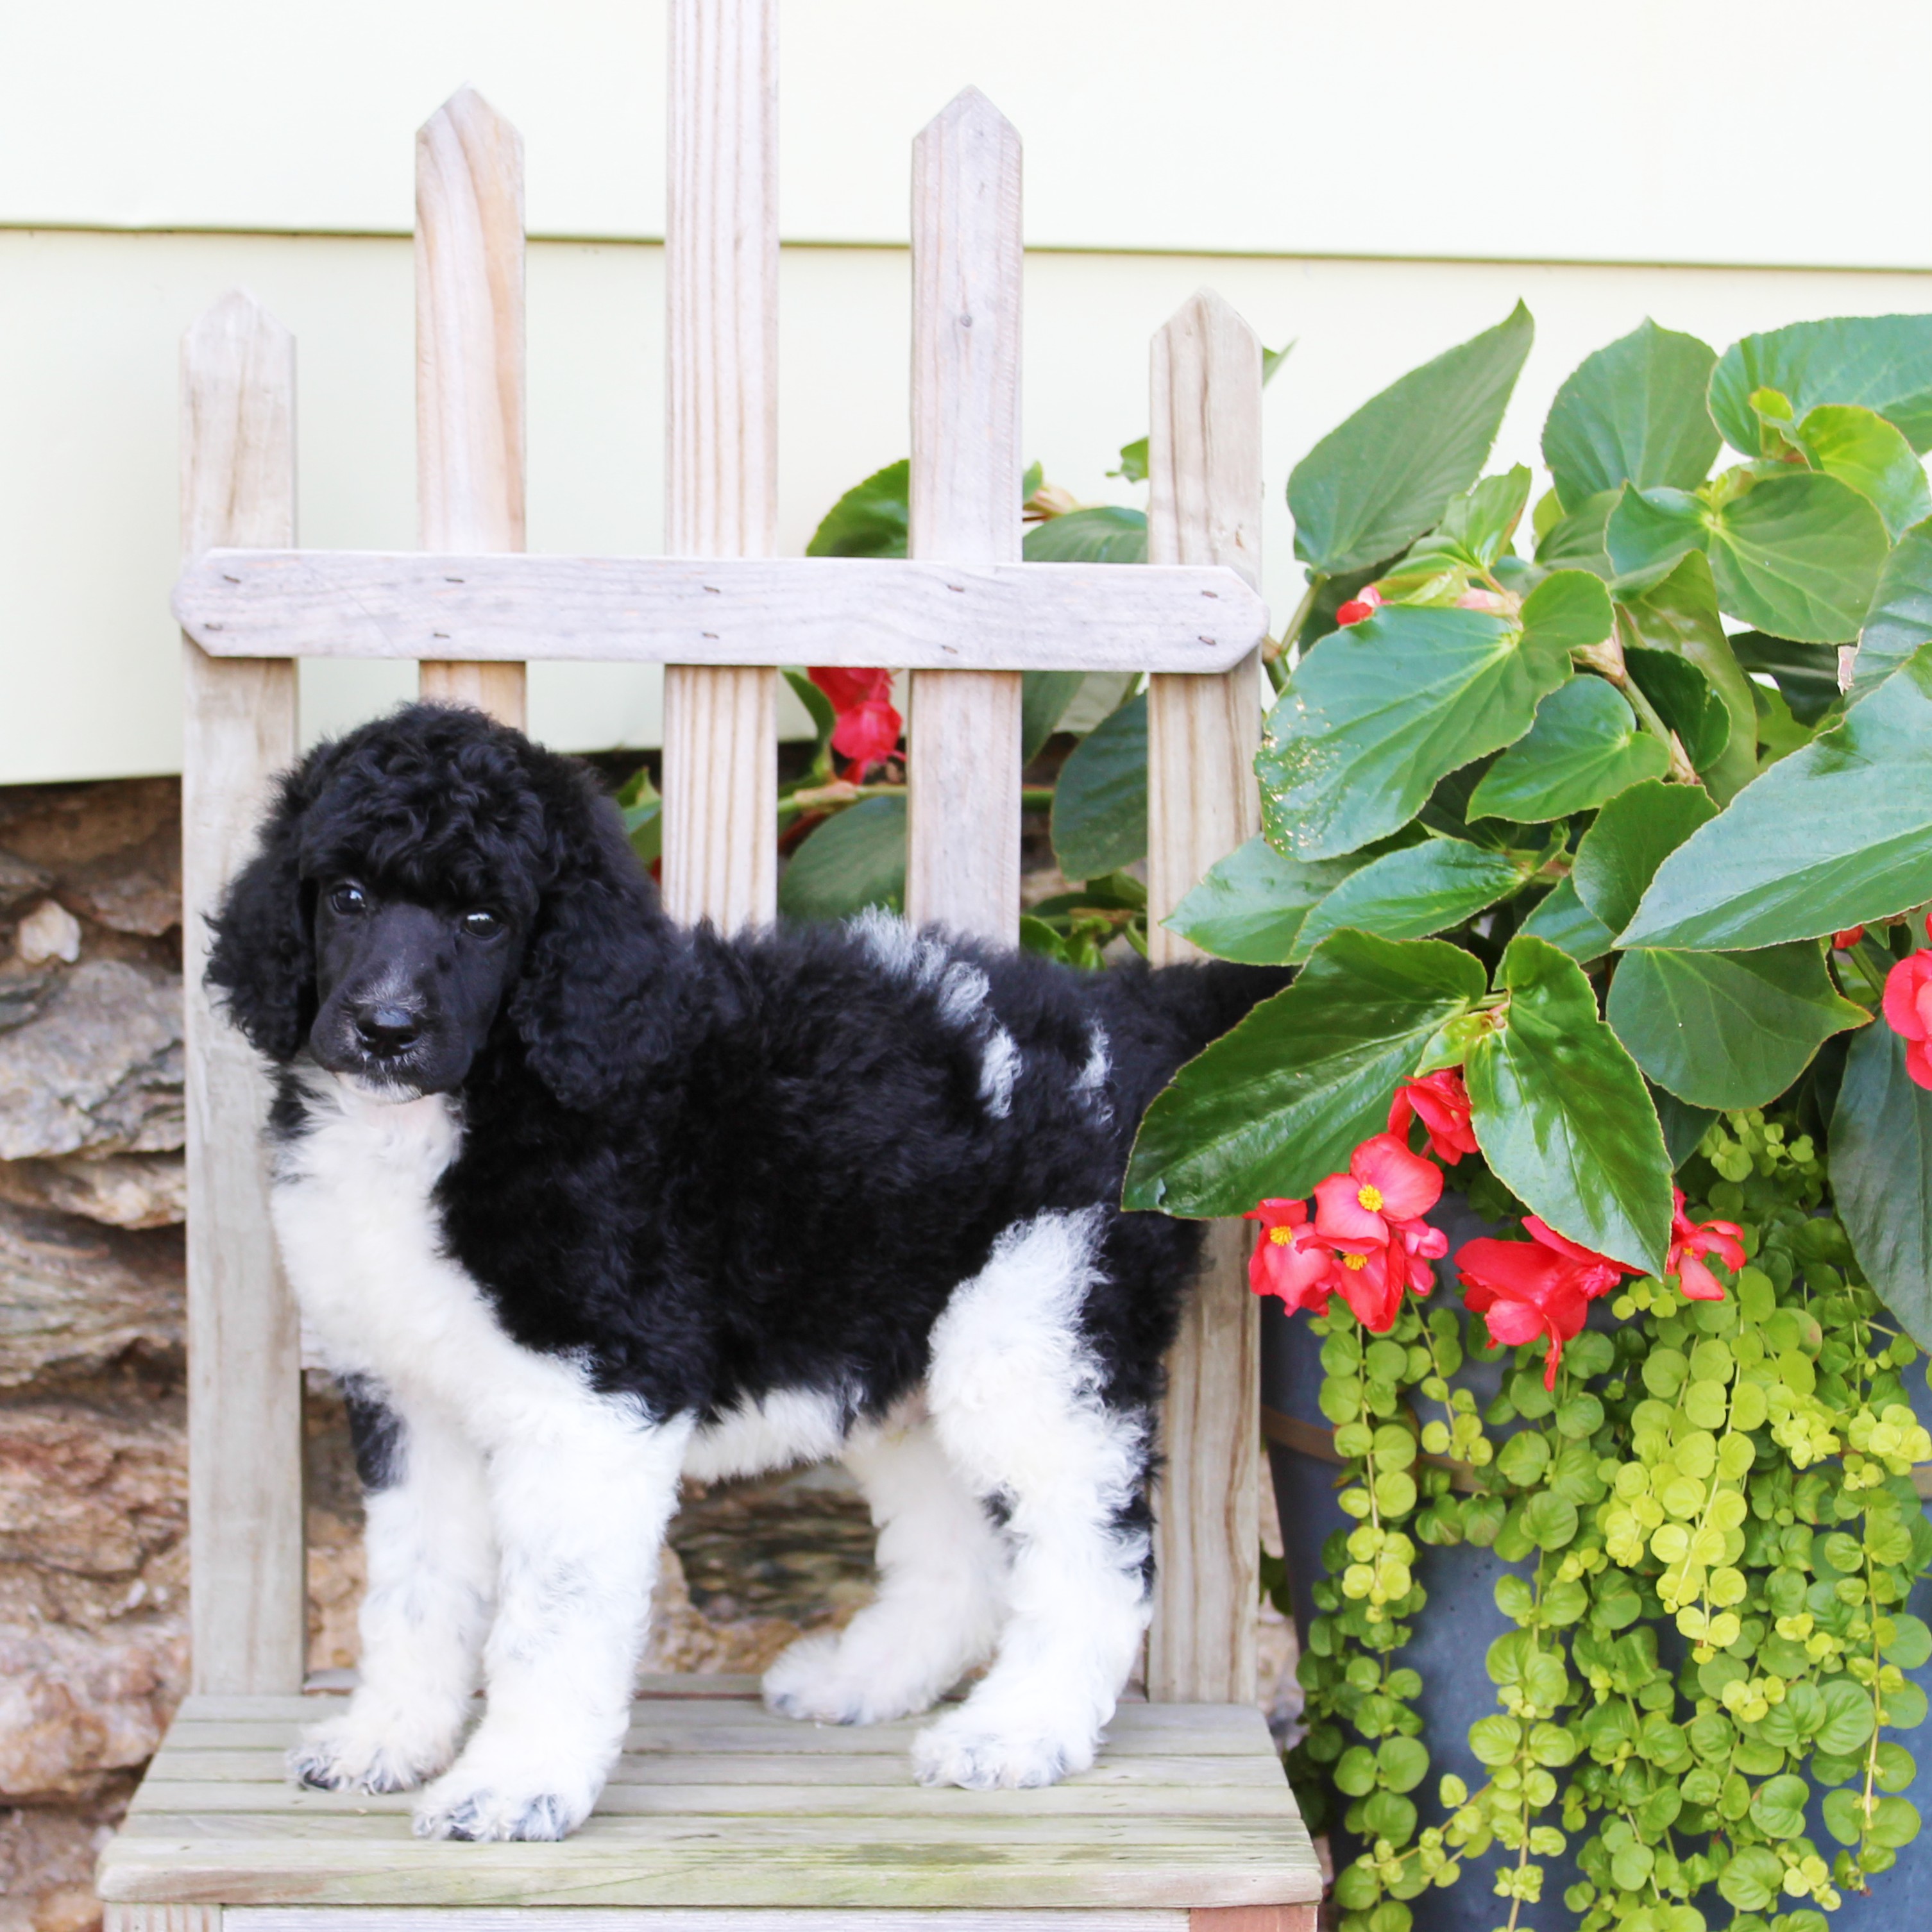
[1244,1065,1747,1388]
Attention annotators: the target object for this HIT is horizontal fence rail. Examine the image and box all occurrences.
[172,551,1268,671]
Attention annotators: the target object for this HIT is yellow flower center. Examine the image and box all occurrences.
[1358,1184,1384,1212]
[1268,1225,1296,1246]
[1343,1253,1368,1271]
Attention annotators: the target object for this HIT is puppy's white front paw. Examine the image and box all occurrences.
[911,1707,1093,1790]
[411,1752,598,1842]
[763,1631,944,1726]
[289,1709,459,1795]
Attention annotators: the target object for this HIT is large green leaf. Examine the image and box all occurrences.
[1021,672,1084,763]
[1620,645,1932,949]
[1607,943,1868,1109]
[1616,553,1759,803]
[806,459,910,557]
[1051,693,1146,879]
[1831,1021,1932,1348]
[1289,837,1529,962]
[1726,632,1842,725]
[1466,676,1669,822]
[1709,315,1932,457]
[1022,504,1148,563]
[777,795,906,919]
[1542,319,1720,511]
[1162,836,1365,965]
[1793,403,1932,539]
[1519,876,1614,964]
[1705,470,1890,642]
[1466,936,1674,1273]
[1122,933,1486,1216]
[1625,647,1729,770]
[1571,779,1718,935]
[1536,489,1616,577]
[1851,516,1932,700]
[1258,577,1593,861]
[1288,303,1534,576]
[1605,484,1705,588]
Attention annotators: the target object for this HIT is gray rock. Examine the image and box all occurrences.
[0,852,50,921]
[0,1153,185,1230]
[0,1201,183,1390]
[0,960,182,1162]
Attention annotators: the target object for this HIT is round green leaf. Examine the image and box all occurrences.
[1750,1772,1812,1838]
[1521,1491,1579,1551]
[1543,319,1720,509]
[1051,693,1146,880]
[1572,777,1718,935]
[1467,675,1670,822]
[1289,836,1528,961]
[1795,403,1932,540]
[777,795,906,920]
[1718,1844,1784,1910]
[1815,1676,1877,1756]
[1496,1430,1553,1486]
[1707,470,1890,643]
[1872,1795,1921,1849]
[1885,1613,1932,1669]
[1710,314,1932,457]
[1607,940,1868,1108]
[1822,1788,1866,1846]
[1289,302,1534,577]
[1335,1745,1378,1795]
[1123,931,1486,1215]
[1622,644,1932,949]
[1377,1735,1430,1793]
[1258,600,1574,861]
[1466,935,1674,1273]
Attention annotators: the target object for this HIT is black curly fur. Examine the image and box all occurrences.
[208,702,1288,1430]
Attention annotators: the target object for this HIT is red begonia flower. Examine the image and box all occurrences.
[1667,1187,1744,1301]
[808,666,893,713]
[1453,1217,1638,1389]
[1243,1198,1331,1314]
[1832,926,1866,951]
[1883,948,1932,1091]
[1334,599,1375,627]
[829,697,902,772]
[1389,1068,1479,1165]
[1313,1132,1443,1242]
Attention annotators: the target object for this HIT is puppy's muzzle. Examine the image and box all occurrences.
[354,1001,424,1060]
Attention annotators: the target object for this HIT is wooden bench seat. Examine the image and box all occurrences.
[98,1681,1319,1922]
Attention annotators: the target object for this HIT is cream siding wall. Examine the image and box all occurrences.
[5,2,1932,782]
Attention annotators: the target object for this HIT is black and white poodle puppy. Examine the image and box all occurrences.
[207,702,1281,1843]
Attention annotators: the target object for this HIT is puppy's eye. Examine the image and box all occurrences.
[462,909,504,939]
[329,883,366,915]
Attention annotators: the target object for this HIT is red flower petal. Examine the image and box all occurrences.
[1677,1253,1727,1301]
[1351,1131,1444,1221]
[1314,1171,1387,1244]
[1244,1198,1309,1231]
[1908,1037,1932,1091]
[1335,599,1375,626]
[831,698,903,770]
[808,666,893,713]
[1832,927,1866,951]
[1883,954,1932,1043]
[1454,1235,1564,1301]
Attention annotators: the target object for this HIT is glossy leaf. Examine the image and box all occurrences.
[1543,319,1720,510]
[1258,593,1577,861]
[1621,646,1932,949]
[1851,516,1932,700]
[1706,470,1890,641]
[1413,466,1532,569]
[1709,314,1932,456]
[806,458,910,557]
[1726,632,1842,725]
[1121,932,1487,1216]
[1616,552,1759,802]
[1021,671,1084,763]
[1466,935,1674,1273]
[1520,568,1617,653]
[1625,646,1730,770]
[1652,1086,1716,1168]
[1608,942,1867,1109]
[1831,1021,1932,1349]
[1051,692,1146,880]
[1518,876,1614,965]
[1288,303,1534,576]
[1794,402,1932,539]
[1466,677,1669,822]
[1572,779,1718,935]
[1289,837,1529,962]
[1162,835,1366,965]
[1022,504,1147,563]
[1537,489,1616,577]
[777,795,905,919]
[1606,484,1706,588]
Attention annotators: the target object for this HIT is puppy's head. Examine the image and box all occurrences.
[208,702,672,1105]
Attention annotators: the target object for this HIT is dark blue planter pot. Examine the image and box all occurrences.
[1260,1196,1932,1929]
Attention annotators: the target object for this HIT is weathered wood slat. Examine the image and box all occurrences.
[415,86,527,727]
[225,1913,1189,1932]
[904,88,1026,944]
[103,1908,221,1932]
[172,552,1263,674]
[179,291,305,1699]
[661,0,779,929]
[1144,292,1266,1707]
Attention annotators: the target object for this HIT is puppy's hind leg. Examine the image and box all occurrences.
[912,1208,1155,1791]
[291,1384,494,1794]
[763,1414,1006,1726]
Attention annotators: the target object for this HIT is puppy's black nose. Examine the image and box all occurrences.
[355,1004,421,1056]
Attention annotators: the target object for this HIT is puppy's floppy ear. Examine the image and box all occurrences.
[508,776,679,1110]
[204,756,324,1062]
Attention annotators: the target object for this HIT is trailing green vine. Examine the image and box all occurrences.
[1282,1112,1932,1932]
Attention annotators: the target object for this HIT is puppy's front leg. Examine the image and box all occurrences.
[291,1384,493,1794]
[412,1395,691,1842]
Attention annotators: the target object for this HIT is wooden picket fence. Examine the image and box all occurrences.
[99,3,1321,1926]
